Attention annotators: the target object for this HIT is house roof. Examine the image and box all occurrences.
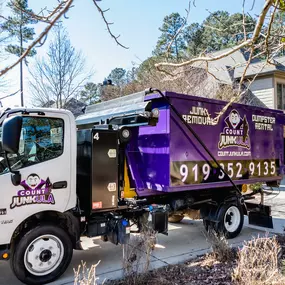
[192,48,249,84]
[64,97,86,117]
[234,56,285,78]
[195,47,285,82]
[42,97,86,117]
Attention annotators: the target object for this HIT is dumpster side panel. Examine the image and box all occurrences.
[126,100,170,196]
[169,93,284,192]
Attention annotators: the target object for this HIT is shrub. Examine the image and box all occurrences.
[204,228,235,263]
[232,236,285,285]
[74,260,100,285]
[122,228,156,284]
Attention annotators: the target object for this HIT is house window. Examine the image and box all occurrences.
[277,83,285,109]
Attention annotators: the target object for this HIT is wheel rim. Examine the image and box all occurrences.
[24,235,64,276]
[224,206,241,233]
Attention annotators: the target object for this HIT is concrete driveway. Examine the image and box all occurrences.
[0,219,268,285]
[0,190,285,285]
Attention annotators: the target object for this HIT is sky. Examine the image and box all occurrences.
[0,0,264,107]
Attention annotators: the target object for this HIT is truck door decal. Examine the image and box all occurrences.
[10,174,55,209]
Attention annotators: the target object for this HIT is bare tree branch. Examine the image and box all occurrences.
[91,0,128,49]
[13,3,56,23]
[238,47,254,93]
[205,60,220,82]
[156,40,252,76]
[0,14,7,20]
[242,0,247,41]
[155,0,274,71]
[0,0,130,79]
[212,59,267,125]
[264,1,278,64]
[250,0,256,11]
[165,0,191,57]
[29,24,92,108]
[202,22,253,33]
[0,0,75,78]
[152,0,283,124]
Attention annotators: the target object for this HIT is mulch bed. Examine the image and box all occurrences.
[106,234,285,285]
[107,253,236,285]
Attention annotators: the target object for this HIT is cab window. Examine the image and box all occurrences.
[6,116,64,172]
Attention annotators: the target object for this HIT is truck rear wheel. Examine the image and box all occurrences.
[217,203,244,239]
[11,224,73,285]
[203,203,244,239]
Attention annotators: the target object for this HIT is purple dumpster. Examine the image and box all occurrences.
[126,91,284,197]
[76,89,285,238]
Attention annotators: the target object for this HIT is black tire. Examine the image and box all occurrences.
[10,224,73,285]
[168,214,184,223]
[217,203,244,239]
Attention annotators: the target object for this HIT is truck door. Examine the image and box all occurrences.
[0,112,74,245]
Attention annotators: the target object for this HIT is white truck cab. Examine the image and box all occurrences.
[0,103,165,285]
[0,108,79,284]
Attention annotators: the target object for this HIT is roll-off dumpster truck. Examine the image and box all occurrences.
[0,88,283,284]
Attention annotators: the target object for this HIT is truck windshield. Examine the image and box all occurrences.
[6,116,64,172]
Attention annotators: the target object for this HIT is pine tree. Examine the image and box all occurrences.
[1,0,36,106]
[107,68,126,87]
[153,13,186,61]
[80,82,101,105]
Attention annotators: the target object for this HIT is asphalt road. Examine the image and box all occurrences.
[0,190,284,285]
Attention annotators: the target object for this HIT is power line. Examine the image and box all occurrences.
[0,90,21,107]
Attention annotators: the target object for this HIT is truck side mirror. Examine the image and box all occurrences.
[11,172,21,186]
[2,116,23,154]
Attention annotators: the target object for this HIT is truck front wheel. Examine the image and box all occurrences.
[11,224,73,285]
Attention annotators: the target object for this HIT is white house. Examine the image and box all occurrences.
[193,48,285,186]
[199,48,285,110]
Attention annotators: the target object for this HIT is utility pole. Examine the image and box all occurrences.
[20,9,24,107]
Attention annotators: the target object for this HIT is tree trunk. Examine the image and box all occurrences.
[175,37,179,62]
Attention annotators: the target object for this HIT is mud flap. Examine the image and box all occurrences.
[246,202,273,229]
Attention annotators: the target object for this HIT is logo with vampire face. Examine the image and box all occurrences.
[218,109,250,150]
[26,174,41,189]
[228,110,241,129]
[10,174,55,209]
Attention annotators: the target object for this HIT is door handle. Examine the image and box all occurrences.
[52,181,67,189]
